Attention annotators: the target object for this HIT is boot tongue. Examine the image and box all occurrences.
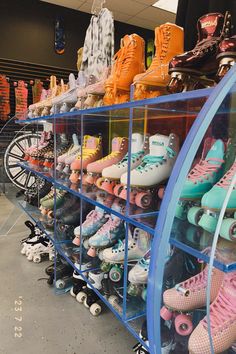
[112,137,121,152]
[149,134,169,156]
[131,133,144,153]
[199,14,222,40]
[123,35,131,47]
[68,73,76,89]
[86,136,97,149]
[206,139,224,164]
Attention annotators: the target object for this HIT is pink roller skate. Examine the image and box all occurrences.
[24,131,49,161]
[83,68,110,108]
[86,137,129,186]
[69,135,102,184]
[188,271,236,354]
[161,266,224,336]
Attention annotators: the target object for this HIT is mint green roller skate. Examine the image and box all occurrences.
[198,159,236,240]
[176,138,225,225]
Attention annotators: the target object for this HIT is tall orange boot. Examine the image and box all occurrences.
[103,34,145,105]
[133,23,184,100]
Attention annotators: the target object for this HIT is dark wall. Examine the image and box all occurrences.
[0,0,153,70]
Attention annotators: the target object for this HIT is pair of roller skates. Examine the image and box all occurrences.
[161,265,236,353]
[98,132,179,209]
[21,220,54,263]
[39,188,67,218]
[176,137,236,241]
[167,12,233,93]
[70,259,93,298]
[56,133,80,177]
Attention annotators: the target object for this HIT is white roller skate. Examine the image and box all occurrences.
[27,238,54,263]
[20,221,43,255]
[128,249,151,299]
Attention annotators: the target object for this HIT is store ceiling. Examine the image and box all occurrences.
[40,0,176,30]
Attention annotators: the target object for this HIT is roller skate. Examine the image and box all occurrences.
[175,138,225,223]
[97,133,149,195]
[216,33,236,81]
[160,265,224,336]
[24,177,52,207]
[83,67,110,108]
[133,23,184,100]
[86,137,128,185]
[188,271,236,354]
[56,134,80,173]
[103,34,145,105]
[28,88,48,118]
[41,79,65,116]
[87,214,125,258]
[24,130,49,161]
[198,158,236,238]
[47,259,73,287]
[20,221,43,255]
[128,250,150,300]
[40,189,67,217]
[73,72,89,110]
[70,270,88,298]
[76,270,104,316]
[26,237,54,263]
[28,132,54,167]
[119,133,179,209]
[69,135,102,184]
[101,226,151,283]
[43,133,70,170]
[167,12,232,93]
[50,73,77,114]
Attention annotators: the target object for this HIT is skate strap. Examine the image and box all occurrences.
[217,162,236,188]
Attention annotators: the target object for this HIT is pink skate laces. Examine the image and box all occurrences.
[176,267,208,294]
[216,162,236,189]
[83,210,104,225]
[202,273,236,331]
[97,215,121,237]
[188,158,224,183]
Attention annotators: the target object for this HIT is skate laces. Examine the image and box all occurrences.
[139,256,150,270]
[179,267,208,292]
[84,210,103,224]
[188,158,223,183]
[202,274,236,330]
[115,38,136,77]
[99,216,120,236]
[137,147,175,172]
[216,162,236,189]
[117,151,144,166]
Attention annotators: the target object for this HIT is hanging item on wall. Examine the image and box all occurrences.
[0,74,10,121]
[55,17,65,55]
[15,80,28,119]
[32,79,43,104]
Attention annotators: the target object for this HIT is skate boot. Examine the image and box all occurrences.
[188,271,236,354]
[28,88,48,118]
[97,133,149,195]
[87,215,125,258]
[128,249,150,299]
[24,177,52,207]
[83,67,110,108]
[56,134,80,172]
[30,75,57,117]
[103,34,145,105]
[40,189,67,217]
[44,133,70,170]
[28,132,54,167]
[73,72,89,110]
[175,138,225,222]
[161,265,224,336]
[76,270,104,316]
[41,79,66,116]
[101,226,151,282]
[24,130,48,161]
[133,23,184,100]
[20,221,43,255]
[167,12,232,93]
[86,137,128,185]
[69,135,102,184]
[216,32,236,81]
[50,73,77,114]
[120,133,179,209]
[198,158,236,237]
[70,270,87,297]
[27,237,54,263]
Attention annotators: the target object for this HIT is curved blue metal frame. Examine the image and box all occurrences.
[147,64,236,354]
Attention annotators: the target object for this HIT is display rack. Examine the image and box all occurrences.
[15,64,236,354]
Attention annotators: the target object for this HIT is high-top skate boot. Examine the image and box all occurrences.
[86,137,128,185]
[40,189,67,216]
[43,133,70,170]
[161,266,224,336]
[73,72,89,110]
[50,73,77,114]
[128,249,150,298]
[28,132,54,166]
[97,133,149,195]
[56,134,80,172]
[87,215,125,258]
[73,208,108,248]
[69,135,102,184]
[216,33,236,81]
[83,67,111,108]
[167,12,232,93]
[41,79,66,116]
[24,130,48,161]
[28,88,48,118]
[101,226,151,282]
[175,138,225,222]
[198,158,236,237]
[133,23,184,100]
[21,221,43,255]
[31,76,58,117]
[103,34,145,105]
[188,271,236,354]
[27,237,54,263]
[119,133,179,209]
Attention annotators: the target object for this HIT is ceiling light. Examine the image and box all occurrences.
[152,0,178,14]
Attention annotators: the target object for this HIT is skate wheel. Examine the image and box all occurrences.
[113,184,123,197]
[198,213,218,234]
[175,314,193,336]
[167,77,184,94]
[95,177,104,188]
[27,254,33,261]
[109,265,123,282]
[84,298,90,309]
[72,236,81,246]
[70,287,76,297]
[41,208,48,216]
[175,202,187,220]
[160,306,173,321]
[100,261,112,273]
[90,303,101,316]
[47,210,54,219]
[33,255,41,263]
[220,218,236,241]
[135,192,152,209]
[158,187,165,199]
[108,295,119,307]
[56,280,65,289]
[187,206,204,226]
[76,291,87,303]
